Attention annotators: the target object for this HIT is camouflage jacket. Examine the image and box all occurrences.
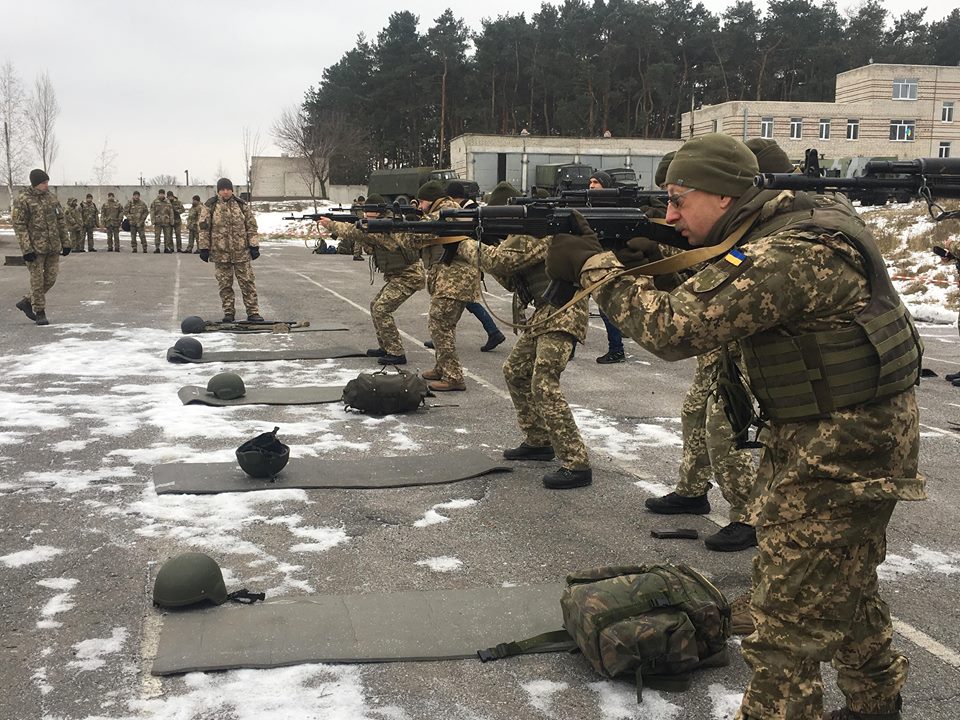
[150,196,173,226]
[198,195,258,263]
[124,199,149,226]
[65,202,82,231]
[169,196,185,221]
[101,199,123,226]
[413,197,479,302]
[587,187,925,512]
[462,234,588,340]
[80,200,99,228]
[12,186,66,255]
[187,203,201,230]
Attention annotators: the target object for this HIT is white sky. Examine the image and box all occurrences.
[2,0,953,185]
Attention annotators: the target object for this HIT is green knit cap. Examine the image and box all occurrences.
[416,180,446,203]
[366,193,387,205]
[654,151,676,188]
[745,138,793,173]
[665,134,759,197]
[486,181,521,207]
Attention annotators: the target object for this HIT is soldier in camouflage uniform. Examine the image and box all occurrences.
[462,181,592,489]
[167,190,186,251]
[186,195,202,253]
[547,133,922,720]
[80,193,99,251]
[100,192,123,251]
[125,191,149,252]
[198,178,262,322]
[150,189,174,253]
[321,193,424,365]
[12,169,69,325]
[65,198,83,252]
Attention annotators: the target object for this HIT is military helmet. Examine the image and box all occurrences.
[236,426,290,479]
[207,372,246,400]
[181,315,207,334]
[173,337,203,360]
[153,552,228,608]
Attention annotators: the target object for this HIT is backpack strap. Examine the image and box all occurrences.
[477,629,576,662]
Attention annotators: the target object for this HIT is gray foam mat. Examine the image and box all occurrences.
[153,448,511,494]
[167,347,366,363]
[152,583,562,675]
[178,385,345,406]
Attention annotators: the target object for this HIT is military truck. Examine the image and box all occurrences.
[606,167,639,187]
[532,163,594,195]
[366,167,479,204]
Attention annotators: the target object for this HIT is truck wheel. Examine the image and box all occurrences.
[394,195,410,206]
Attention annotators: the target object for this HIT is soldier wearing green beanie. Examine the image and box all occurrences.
[545,130,922,719]
[745,138,794,174]
[654,151,676,188]
[486,180,522,207]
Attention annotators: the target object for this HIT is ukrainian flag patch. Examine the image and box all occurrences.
[724,248,747,266]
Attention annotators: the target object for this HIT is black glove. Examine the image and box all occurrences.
[22,251,37,263]
[933,246,948,258]
[61,247,72,256]
[249,246,260,260]
[545,211,603,285]
[614,236,663,269]
[199,249,210,262]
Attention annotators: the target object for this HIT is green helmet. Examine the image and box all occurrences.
[181,315,207,334]
[153,552,228,608]
[207,372,246,400]
[236,426,290,479]
[173,337,203,360]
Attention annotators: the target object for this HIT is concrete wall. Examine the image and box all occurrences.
[249,156,366,205]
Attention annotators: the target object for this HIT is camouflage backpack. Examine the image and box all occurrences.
[479,563,730,701]
[342,367,429,415]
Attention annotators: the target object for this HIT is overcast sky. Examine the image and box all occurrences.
[2,0,953,186]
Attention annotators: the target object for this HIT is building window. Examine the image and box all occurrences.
[940,142,952,158]
[789,118,802,139]
[760,117,773,139]
[943,102,955,123]
[892,78,918,100]
[846,119,859,140]
[819,119,830,140]
[889,120,916,141]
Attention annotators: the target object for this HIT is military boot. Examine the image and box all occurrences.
[35,310,49,326]
[421,368,442,381]
[246,313,264,322]
[16,297,37,321]
[428,379,466,392]
[503,443,556,461]
[423,339,435,349]
[704,522,757,552]
[644,491,711,515]
[366,348,387,357]
[377,353,407,365]
[729,592,755,635]
[222,313,235,323]
[480,331,506,352]
[822,695,902,720]
[946,371,960,381]
[596,349,626,364]
[542,467,593,489]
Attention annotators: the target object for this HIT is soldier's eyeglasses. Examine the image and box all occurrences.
[666,188,696,209]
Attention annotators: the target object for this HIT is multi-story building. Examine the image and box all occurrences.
[682,63,960,162]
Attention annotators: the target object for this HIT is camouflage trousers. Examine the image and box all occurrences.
[428,296,466,383]
[186,228,198,252]
[105,225,120,251]
[69,229,82,251]
[503,330,589,470]
[737,500,907,720]
[214,260,259,316]
[25,252,59,311]
[371,274,423,356]
[130,224,147,251]
[154,225,173,252]
[83,226,95,250]
[675,347,758,523]
[173,220,182,250]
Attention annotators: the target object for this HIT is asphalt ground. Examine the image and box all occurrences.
[1,230,959,719]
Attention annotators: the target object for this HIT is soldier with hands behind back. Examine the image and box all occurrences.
[125,190,149,252]
[101,192,123,251]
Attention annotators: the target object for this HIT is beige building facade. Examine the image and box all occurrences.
[682,63,960,163]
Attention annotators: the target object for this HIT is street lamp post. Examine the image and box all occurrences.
[184,170,190,186]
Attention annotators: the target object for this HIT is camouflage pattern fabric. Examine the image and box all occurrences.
[186,228,199,252]
[186,202,201,251]
[675,346,759,523]
[427,296,467,383]
[150,196,173,227]
[154,225,173,252]
[130,225,147,251]
[370,262,426,356]
[80,199,99,229]
[124,198,150,226]
[197,197,258,263]
[503,329,589,470]
[417,197,480,303]
[581,188,924,719]
[26,253,59,311]
[102,199,123,251]
[65,200,82,232]
[214,260,259,316]
[12,186,66,312]
[170,196,185,248]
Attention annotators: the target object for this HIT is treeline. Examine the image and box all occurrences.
[303,0,960,184]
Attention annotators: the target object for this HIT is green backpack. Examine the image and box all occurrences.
[342,367,429,416]
[479,563,731,701]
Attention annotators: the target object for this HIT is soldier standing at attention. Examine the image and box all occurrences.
[125,191,149,252]
[150,189,174,253]
[198,178,262,322]
[461,181,592,489]
[167,190,186,251]
[13,169,70,326]
[101,192,123,251]
[80,193,99,252]
[547,133,922,720]
[65,198,83,252]
[321,193,425,365]
[186,195,202,253]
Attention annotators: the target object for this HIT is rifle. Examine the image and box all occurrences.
[284,203,424,223]
[755,157,960,220]
[509,187,669,208]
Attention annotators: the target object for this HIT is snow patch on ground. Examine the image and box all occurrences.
[573,407,682,463]
[415,556,462,572]
[588,681,681,719]
[67,627,128,671]
[879,544,960,579]
[522,679,569,716]
[707,683,745,719]
[413,498,478,527]
[0,545,63,568]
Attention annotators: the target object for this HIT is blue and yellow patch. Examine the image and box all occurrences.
[724,248,747,266]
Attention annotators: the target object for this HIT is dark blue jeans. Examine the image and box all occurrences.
[466,301,500,336]
[600,311,623,353]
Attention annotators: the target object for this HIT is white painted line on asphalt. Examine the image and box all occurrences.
[289,271,511,399]
[892,615,960,669]
[923,355,960,366]
[920,423,960,438]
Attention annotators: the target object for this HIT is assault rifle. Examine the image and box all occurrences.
[756,157,960,220]
[284,203,424,223]
[509,187,669,208]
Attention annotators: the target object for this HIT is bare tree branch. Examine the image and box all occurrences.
[26,70,59,173]
[149,174,178,186]
[241,126,265,198]
[92,138,119,203]
[0,61,28,199]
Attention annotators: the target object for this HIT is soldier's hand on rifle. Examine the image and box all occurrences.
[614,236,663,269]
[318,217,332,229]
[545,210,603,285]
[199,249,210,262]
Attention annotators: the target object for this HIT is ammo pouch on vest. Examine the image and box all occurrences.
[478,564,730,702]
[373,245,418,274]
[342,367,429,415]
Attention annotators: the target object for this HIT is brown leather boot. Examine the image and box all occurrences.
[421,368,442,381]
[428,379,466,392]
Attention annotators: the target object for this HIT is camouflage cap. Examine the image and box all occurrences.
[366,193,387,205]
[665,133,759,197]
[654,151,676,188]
[486,181,521,206]
[416,180,446,203]
[745,138,794,173]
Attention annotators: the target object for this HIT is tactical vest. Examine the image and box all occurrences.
[420,243,445,268]
[737,197,922,422]
[373,245,418,274]
[497,235,551,308]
